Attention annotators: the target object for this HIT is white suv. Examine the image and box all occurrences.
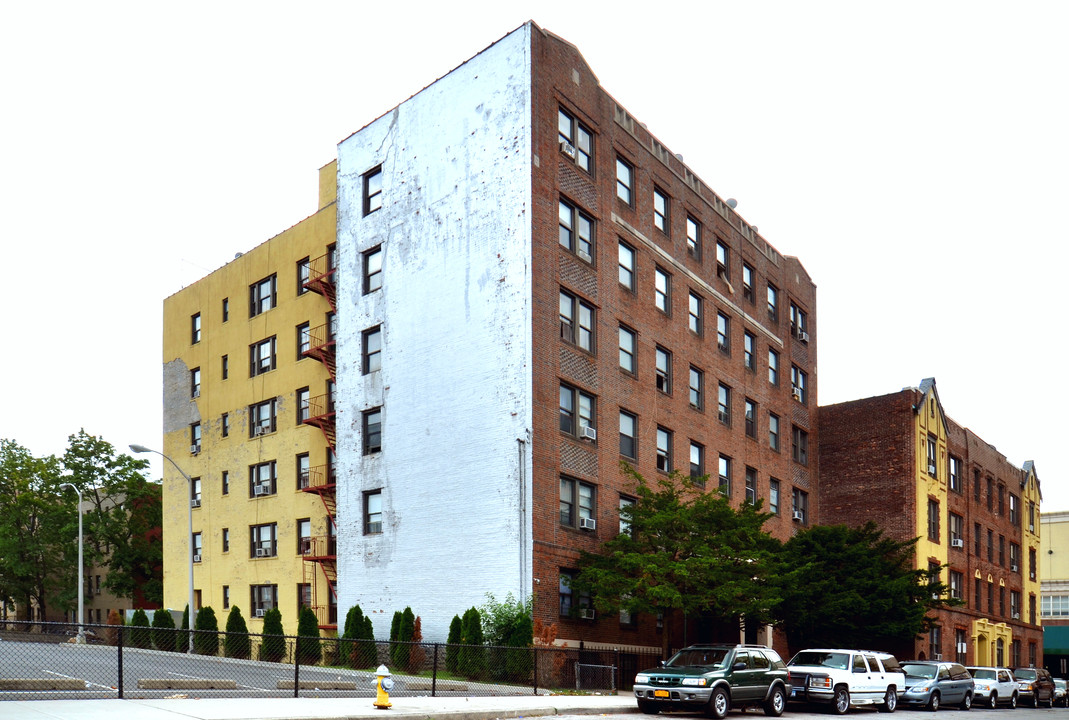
[787,649,905,714]
[966,666,1019,708]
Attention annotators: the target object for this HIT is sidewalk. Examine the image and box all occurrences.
[0,692,637,720]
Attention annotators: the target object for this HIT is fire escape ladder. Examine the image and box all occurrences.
[303,251,337,314]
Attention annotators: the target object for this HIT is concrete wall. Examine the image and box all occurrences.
[335,25,534,641]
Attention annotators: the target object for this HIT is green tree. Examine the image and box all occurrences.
[573,465,782,657]
[0,439,73,620]
[194,605,219,656]
[480,592,533,681]
[341,605,376,668]
[296,605,322,664]
[360,615,377,668]
[446,614,462,673]
[178,604,190,652]
[458,606,486,679]
[129,608,152,649]
[389,610,404,668]
[151,608,176,652]
[224,606,251,659]
[259,607,286,662]
[776,522,956,655]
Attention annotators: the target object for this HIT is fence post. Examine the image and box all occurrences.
[117,625,124,699]
[432,643,439,697]
[615,648,621,694]
[293,638,300,698]
[532,645,538,695]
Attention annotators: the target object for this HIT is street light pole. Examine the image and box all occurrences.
[130,444,195,654]
[58,482,85,644]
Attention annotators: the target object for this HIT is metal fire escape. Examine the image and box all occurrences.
[301,248,338,629]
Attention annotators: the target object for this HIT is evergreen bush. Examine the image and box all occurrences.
[224,606,251,659]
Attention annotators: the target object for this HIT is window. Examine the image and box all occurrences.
[298,583,312,610]
[926,434,938,477]
[363,407,382,454]
[950,512,963,547]
[655,346,672,394]
[560,477,595,528]
[718,455,732,495]
[296,387,310,424]
[249,274,277,318]
[988,581,994,613]
[1042,595,1069,618]
[974,577,981,610]
[363,165,382,215]
[987,476,994,510]
[1030,547,1037,580]
[192,532,202,562]
[297,257,310,295]
[656,426,672,472]
[251,584,278,616]
[928,498,940,541]
[768,413,780,451]
[222,354,229,380]
[792,488,809,524]
[559,198,595,261]
[221,413,229,437]
[363,326,382,374]
[745,467,757,505]
[190,368,201,398]
[688,366,703,409]
[974,522,981,556]
[222,528,230,552]
[559,383,596,438]
[364,246,383,294]
[249,461,277,497]
[744,399,757,439]
[791,365,807,403]
[949,456,962,493]
[949,570,963,600]
[191,313,201,344]
[222,470,229,495]
[250,523,278,557]
[716,312,730,353]
[1010,542,1020,571]
[743,331,755,370]
[742,263,754,303]
[190,423,201,451]
[988,528,994,561]
[558,570,590,616]
[717,383,731,425]
[619,496,636,537]
[1029,501,1036,532]
[790,302,808,341]
[364,490,383,534]
[249,398,277,436]
[686,216,701,258]
[1030,594,1037,625]
[792,426,809,465]
[769,479,780,514]
[619,325,636,373]
[689,441,705,483]
[327,311,337,341]
[688,292,703,335]
[249,336,277,377]
[768,349,779,385]
[999,534,1005,565]
[616,157,633,205]
[558,108,593,172]
[222,298,229,322]
[559,289,595,352]
[618,241,636,290]
[767,283,779,323]
[619,411,637,459]
[1009,493,1019,526]
[653,188,669,233]
[716,240,730,281]
[974,470,982,501]
[654,267,671,314]
[297,322,310,359]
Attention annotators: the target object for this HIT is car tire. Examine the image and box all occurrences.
[960,692,972,711]
[708,686,730,720]
[1048,694,1056,708]
[927,692,940,712]
[831,686,850,715]
[638,700,660,715]
[764,685,786,717]
[1009,693,1018,710]
[989,692,998,709]
[878,686,897,713]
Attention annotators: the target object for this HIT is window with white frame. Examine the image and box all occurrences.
[619,496,636,536]
[559,198,595,261]
[192,532,202,562]
[250,398,277,436]
[249,274,277,317]
[950,512,963,547]
[250,523,278,558]
[558,108,593,172]
[249,461,277,497]
[927,434,938,477]
[297,322,310,359]
[559,289,595,352]
[949,456,962,493]
[249,336,277,377]
[190,423,201,451]
[297,257,310,295]
[191,476,201,504]
[1042,595,1069,618]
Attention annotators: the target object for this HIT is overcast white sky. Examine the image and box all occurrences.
[2,1,1066,509]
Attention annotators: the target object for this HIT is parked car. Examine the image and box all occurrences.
[787,649,905,714]
[633,644,791,718]
[1053,678,1067,707]
[899,661,975,711]
[966,666,1019,708]
[1014,667,1056,707]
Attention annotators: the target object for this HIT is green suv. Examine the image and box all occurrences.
[634,644,792,718]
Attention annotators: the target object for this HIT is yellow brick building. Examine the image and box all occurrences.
[161,162,339,631]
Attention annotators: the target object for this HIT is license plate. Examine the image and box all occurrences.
[654,690,670,698]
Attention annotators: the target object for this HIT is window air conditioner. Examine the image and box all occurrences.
[1012,563,1019,572]
[577,249,592,262]
[799,331,810,343]
[791,387,803,401]
[928,463,938,475]
[579,608,596,620]
[1013,612,1021,619]
[192,389,200,398]
[580,426,597,441]
[560,140,577,160]
[933,653,943,661]
[192,554,201,563]
[299,539,312,555]
[254,426,265,437]
[190,444,200,455]
[579,517,597,531]
[256,548,266,557]
[255,609,265,617]
[951,538,964,548]
[191,498,201,509]
[792,511,804,522]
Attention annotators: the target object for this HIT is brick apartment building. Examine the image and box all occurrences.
[819,378,1043,665]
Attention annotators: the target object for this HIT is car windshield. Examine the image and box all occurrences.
[970,669,995,680]
[789,652,850,670]
[667,648,729,669]
[1015,669,1037,680]
[902,664,937,679]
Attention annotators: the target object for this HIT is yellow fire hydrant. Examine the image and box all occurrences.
[373,664,393,709]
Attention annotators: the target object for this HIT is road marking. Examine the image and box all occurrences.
[44,668,116,692]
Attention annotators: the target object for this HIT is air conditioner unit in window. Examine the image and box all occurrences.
[792,511,804,522]
[192,554,201,563]
[933,653,943,661]
[928,463,938,475]
[579,517,597,531]
[579,608,596,620]
[951,538,964,548]
[799,331,810,343]
[255,609,265,617]
[791,387,803,401]
[559,140,577,160]
[190,444,200,455]
[192,389,200,398]
[254,426,265,437]
[299,539,312,555]
[577,249,592,262]
[255,548,265,557]
[1012,563,1019,572]
[191,498,201,509]
[580,426,597,441]
[1013,612,1021,619]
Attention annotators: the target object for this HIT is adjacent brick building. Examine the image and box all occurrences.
[820,378,1043,665]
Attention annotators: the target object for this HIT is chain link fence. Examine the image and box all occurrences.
[0,620,660,701]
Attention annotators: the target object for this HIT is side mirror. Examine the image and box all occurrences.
[733,662,747,671]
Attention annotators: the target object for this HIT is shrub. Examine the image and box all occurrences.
[194,606,219,656]
[259,608,286,662]
[390,606,414,668]
[296,606,322,664]
[481,592,534,681]
[129,608,152,649]
[459,606,486,679]
[105,609,124,646]
[446,614,462,673]
[342,605,376,668]
[224,606,251,659]
[151,608,176,652]
[178,604,190,653]
[409,616,426,672]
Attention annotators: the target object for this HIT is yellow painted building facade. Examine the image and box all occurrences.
[161,161,339,632]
